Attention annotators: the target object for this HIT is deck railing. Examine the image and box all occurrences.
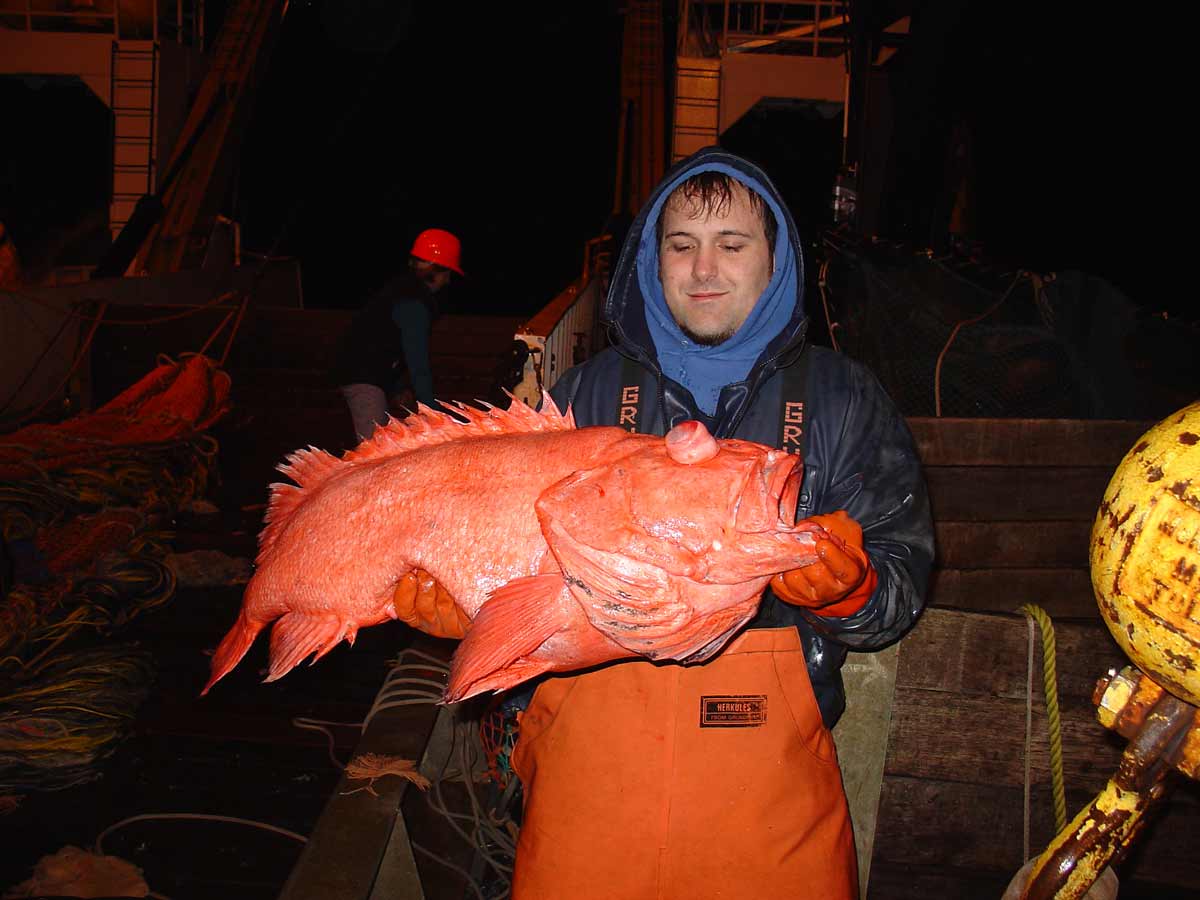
[678,0,848,57]
[0,0,203,45]
[511,235,614,407]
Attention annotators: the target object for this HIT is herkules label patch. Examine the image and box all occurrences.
[699,694,767,727]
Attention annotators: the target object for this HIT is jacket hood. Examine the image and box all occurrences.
[604,147,808,411]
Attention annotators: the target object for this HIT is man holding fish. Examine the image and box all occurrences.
[507,148,933,898]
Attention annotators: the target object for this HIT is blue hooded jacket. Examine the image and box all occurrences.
[551,148,934,727]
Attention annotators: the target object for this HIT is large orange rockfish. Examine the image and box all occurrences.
[203,399,829,702]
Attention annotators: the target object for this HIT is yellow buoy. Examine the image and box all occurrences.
[1090,401,1200,705]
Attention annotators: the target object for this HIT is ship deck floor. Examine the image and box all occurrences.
[1,418,486,900]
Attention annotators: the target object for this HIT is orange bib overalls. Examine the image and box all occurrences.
[511,626,857,900]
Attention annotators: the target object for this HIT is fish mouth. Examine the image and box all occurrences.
[731,449,802,534]
[770,453,802,525]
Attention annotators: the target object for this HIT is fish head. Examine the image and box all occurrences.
[540,419,811,578]
[659,418,805,546]
[536,421,820,658]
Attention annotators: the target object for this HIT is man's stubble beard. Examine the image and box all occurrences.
[679,322,736,347]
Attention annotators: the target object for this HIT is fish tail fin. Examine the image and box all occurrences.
[202,612,265,695]
[444,574,566,703]
[264,612,352,683]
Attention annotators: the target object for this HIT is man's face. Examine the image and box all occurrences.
[657,183,773,346]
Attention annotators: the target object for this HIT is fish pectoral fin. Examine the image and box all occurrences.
[265,613,351,682]
[442,659,558,706]
[444,574,567,703]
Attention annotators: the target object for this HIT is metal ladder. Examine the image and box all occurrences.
[109,40,158,242]
[134,0,281,273]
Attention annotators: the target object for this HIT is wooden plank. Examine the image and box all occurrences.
[871,778,1200,895]
[924,466,1112,521]
[895,609,1123,700]
[867,864,1198,900]
[867,865,1016,900]
[366,705,458,900]
[872,608,1200,898]
[884,610,1130,790]
[884,687,1125,787]
[872,777,1054,872]
[927,568,1098,619]
[908,418,1153,467]
[934,520,1092,568]
[275,666,446,900]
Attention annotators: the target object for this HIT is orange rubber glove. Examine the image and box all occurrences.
[393,569,470,639]
[771,510,878,617]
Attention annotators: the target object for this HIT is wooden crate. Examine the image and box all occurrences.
[865,418,1200,899]
[913,417,1152,620]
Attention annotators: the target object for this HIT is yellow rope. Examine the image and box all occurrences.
[1018,602,1067,833]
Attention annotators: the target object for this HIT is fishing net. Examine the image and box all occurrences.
[0,352,229,482]
[479,699,521,790]
[0,645,155,793]
[0,354,228,793]
[0,544,176,679]
[816,236,1143,419]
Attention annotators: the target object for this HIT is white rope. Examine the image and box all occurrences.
[95,812,308,854]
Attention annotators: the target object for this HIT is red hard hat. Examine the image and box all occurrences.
[410,228,464,275]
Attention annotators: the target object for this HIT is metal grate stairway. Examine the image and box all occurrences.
[671,1,854,160]
[109,41,158,241]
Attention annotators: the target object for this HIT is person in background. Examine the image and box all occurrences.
[333,228,463,441]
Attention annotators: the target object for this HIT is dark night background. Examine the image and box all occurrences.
[233,0,624,316]
[0,2,1183,321]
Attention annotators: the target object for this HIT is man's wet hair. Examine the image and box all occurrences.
[656,171,777,249]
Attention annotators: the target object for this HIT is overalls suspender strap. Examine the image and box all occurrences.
[777,345,810,454]
[617,355,646,434]
[616,348,811,450]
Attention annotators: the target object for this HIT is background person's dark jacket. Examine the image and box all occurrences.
[549,148,935,727]
[333,269,439,392]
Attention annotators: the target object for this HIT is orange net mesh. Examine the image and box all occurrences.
[480,698,521,788]
[0,354,230,482]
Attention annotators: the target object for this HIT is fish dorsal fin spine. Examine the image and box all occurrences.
[258,445,342,561]
[342,395,574,465]
[256,396,574,562]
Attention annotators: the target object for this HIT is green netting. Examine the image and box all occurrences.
[819,242,1132,418]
